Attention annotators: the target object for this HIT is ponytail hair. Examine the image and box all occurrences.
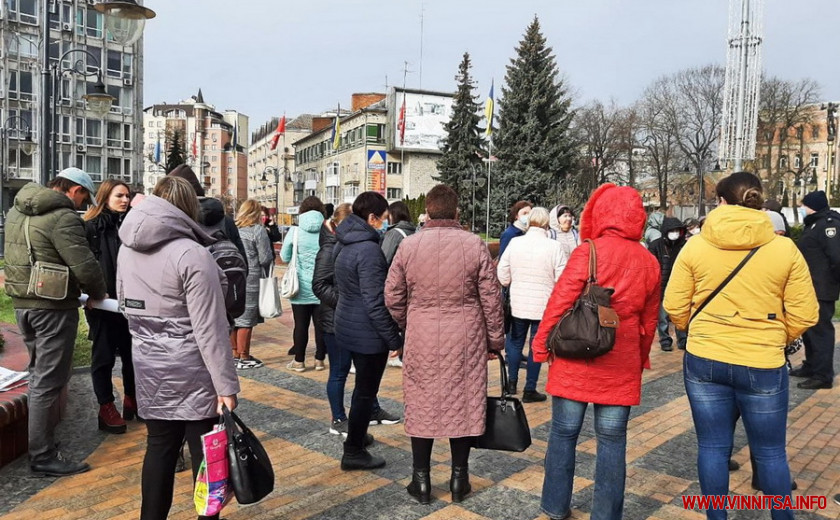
[715,171,764,210]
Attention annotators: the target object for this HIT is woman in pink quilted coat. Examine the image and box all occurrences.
[385,185,505,505]
[531,183,660,520]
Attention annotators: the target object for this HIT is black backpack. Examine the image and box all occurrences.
[207,232,248,319]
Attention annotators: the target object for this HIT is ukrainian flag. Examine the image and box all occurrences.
[485,81,494,137]
[331,104,341,150]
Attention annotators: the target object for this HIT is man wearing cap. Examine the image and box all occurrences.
[792,190,840,389]
[4,168,107,476]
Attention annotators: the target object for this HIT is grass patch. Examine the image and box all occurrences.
[0,258,5,270]
[0,290,92,367]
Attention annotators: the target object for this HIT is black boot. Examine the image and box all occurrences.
[406,467,431,504]
[341,444,386,471]
[450,465,472,503]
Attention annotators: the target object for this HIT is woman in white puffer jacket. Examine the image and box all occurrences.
[497,207,568,402]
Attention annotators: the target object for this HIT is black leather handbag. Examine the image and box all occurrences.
[222,406,274,504]
[473,355,532,452]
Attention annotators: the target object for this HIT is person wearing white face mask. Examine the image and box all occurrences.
[648,218,688,351]
[499,201,533,258]
[683,218,702,240]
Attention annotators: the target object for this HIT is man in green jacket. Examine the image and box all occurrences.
[4,167,107,477]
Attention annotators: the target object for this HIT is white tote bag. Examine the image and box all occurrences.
[280,227,299,299]
[259,264,282,318]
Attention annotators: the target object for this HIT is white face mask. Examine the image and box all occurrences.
[518,215,530,227]
[689,227,701,236]
[667,231,681,241]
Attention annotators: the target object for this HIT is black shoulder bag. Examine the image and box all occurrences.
[222,406,274,504]
[687,247,760,329]
[473,355,532,452]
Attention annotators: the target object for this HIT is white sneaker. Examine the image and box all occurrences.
[387,357,403,368]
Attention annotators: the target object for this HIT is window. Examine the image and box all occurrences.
[107,122,122,148]
[212,156,217,162]
[86,10,104,38]
[86,119,102,146]
[366,124,386,143]
[107,157,121,175]
[810,153,819,167]
[122,54,133,81]
[8,70,34,101]
[796,126,804,140]
[59,116,71,143]
[794,154,801,169]
[8,36,37,59]
[325,186,339,206]
[387,188,402,200]
[148,121,154,128]
[812,125,821,140]
[386,162,403,175]
[106,50,122,78]
[85,156,102,180]
[85,45,102,75]
[779,155,788,169]
[9,0,37,25]
[342,185,360,201]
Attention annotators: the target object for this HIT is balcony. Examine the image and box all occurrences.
[326,174,340,187]
[304,180,318,190]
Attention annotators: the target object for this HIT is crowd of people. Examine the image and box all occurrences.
[3,165,839,519]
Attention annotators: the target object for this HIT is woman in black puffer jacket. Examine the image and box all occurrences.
[333,192,403,471]
[84,179,136,434]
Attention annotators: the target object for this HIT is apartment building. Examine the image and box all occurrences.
[292,88,451,208]
[142,90,249,207]
[247,114,313,223]
[0,0,146,206]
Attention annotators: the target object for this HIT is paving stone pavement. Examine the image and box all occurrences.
[1,300,839,520]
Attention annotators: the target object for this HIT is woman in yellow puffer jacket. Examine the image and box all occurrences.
[664,172,817,520]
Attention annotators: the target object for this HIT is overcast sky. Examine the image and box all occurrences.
[143,0,840,129]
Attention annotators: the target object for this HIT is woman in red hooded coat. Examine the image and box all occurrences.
[532,184,661,520]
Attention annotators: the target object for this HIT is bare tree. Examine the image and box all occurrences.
[665,64,726,216]
[637,78,684,209]
[755,77,821,211]
[574,100,625,193]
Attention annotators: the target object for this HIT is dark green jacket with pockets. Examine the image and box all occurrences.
[4,182,107,309]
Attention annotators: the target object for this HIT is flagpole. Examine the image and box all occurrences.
[278,117,284,223]
[486,138,491,244]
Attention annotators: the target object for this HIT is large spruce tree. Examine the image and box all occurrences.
[436,52,484,227]
[492,16,575,230]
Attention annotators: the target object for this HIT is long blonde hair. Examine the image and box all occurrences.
[153,177,199,222]
[83,179,130,221]
[235,199,262,228]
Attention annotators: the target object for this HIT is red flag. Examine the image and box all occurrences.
[269,115,286,151]
[397,98,406,145]
[191,134,197,158]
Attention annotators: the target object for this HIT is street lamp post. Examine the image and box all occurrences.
[0,117,36,257]
[469,164,486,233]
[38,0,155,185]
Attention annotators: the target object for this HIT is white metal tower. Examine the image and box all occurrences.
[720,0,764,171]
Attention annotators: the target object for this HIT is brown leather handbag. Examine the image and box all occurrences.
[546,239,620,359]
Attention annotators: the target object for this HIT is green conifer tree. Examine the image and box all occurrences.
[492,16,576,231]
[435,52,484,228]
[165,129,186,173]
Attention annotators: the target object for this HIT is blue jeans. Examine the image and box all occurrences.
[541,397,630,520]
[683,352,793,520]
[324,333,380,422]
[505,318,541,392]
[657,304,687,348]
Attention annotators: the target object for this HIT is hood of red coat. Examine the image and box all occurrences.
[579,184,646,242]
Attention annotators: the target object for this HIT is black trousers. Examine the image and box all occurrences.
[802,299,836,383]
[345,351,388,450]
[411,437,473,469]
[141,417,219,520]
[88,310,135,405]
[291,304,325,363]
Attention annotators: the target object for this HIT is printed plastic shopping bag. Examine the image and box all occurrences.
[194,424,231,516]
